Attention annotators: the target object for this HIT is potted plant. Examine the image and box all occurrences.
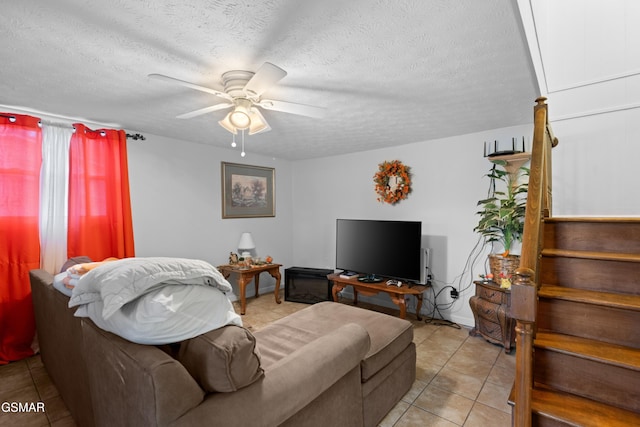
[474,160,529,286]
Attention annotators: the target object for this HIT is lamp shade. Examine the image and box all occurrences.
[218,112,238,134]
[238,232,255,254]
[248,107,271,135]
[229,99,252,130]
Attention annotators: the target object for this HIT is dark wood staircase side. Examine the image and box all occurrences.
[520,218,640,425]
[543,217,640,253]
[509,99,640,426]
[541,218,640,294]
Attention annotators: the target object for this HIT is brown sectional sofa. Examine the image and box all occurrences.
[30,269,416,427]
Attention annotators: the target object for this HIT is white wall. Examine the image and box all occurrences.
[519,0,640,216]
[127,134,294,299]
[291,124,533,327]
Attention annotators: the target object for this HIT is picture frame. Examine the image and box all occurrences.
[221,162,275,218]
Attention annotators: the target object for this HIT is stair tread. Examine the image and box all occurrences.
[542,248,640,262]
[539,285,640,311]
[545,217,640,224]
[531,386,640,427]
[535,331,640,371]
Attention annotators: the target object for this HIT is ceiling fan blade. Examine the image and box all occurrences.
[258,99,326,119]
[148,74,232,100]
[176,103,233,119]
[243,62,287,97]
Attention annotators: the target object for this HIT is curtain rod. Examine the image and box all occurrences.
[126,133,146,140]
[2,114,146,141]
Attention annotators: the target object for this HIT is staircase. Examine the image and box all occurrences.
[521,217,640,426]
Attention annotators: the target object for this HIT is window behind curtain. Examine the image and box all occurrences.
[67,124,134,261]
[0,113,42,363]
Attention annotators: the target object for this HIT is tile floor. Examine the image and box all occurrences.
[0,291,514,427]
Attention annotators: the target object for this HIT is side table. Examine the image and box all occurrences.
[469,280,516,353]
[217,264,282,315]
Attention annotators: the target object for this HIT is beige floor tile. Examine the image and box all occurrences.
[50,415,78,427]
[455,337,502,365]
[430,365,486,400]
[476,380,512,413]
[464,402,511,427]
[486,363,515,389]
[379,400,411,427]
[26,354,44,369]
[31,365,60,401]
[494,350,516,369]
[395,405,459,427]
[432,324,471,340]
[412,323,439,345]
[402,379,429,404]
[0,385,49,427]
[42,395,73,424]
[444,352,494,378]
[415,361,442,384]
[416,342,458,367]
[414,385,475,425]
[0,360,33,397]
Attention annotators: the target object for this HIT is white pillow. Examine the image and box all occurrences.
[53,272,73,297]
[76,284,242,345]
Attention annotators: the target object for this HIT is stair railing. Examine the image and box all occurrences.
[511,97,558,427]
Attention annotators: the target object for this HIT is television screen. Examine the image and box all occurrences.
[336,219,423,283]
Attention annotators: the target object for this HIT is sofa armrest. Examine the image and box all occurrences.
[30,269,97,427]
[171,322,371,427]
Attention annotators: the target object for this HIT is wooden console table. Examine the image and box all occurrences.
[469,280,515,353]
[328,273,428,320]
[217,264,282,315]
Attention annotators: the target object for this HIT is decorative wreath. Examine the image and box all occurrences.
[373,160,412,205]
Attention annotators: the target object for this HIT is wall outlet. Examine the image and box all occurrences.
[450,288,459,299]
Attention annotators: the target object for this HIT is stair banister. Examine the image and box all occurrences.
[511,97,558,426]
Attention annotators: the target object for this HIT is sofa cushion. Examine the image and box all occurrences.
[178,325,263,393]
[254,301,413,382]
[60,256,93,273]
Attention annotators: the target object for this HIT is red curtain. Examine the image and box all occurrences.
[67,124,135,261]
[0,113,42,364]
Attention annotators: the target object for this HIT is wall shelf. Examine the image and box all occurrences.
[489,152,531,186]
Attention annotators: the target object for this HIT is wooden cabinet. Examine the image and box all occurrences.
[469,280,516,353]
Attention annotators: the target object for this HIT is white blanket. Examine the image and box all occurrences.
[69,257,232,319]
[68,257,240,345]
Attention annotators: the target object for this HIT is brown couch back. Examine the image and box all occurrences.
[81,319,205,427]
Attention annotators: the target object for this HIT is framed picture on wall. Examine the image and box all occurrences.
[221,162,275,218]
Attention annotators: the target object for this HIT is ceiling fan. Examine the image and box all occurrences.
[149,62,325,135]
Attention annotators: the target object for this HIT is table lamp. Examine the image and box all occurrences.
[238,232,255,258]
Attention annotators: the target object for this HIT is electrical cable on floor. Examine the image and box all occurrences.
[423,316,461,329]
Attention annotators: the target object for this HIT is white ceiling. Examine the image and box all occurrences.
[0,0,539,160]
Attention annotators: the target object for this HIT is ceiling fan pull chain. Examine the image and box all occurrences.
[231,132,237,148]
[241,129,246,157]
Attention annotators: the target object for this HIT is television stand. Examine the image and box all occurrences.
[328,273,429,320]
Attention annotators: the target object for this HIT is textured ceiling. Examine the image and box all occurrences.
[0,0,538,160]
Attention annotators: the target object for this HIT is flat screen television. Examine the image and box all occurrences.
[336,219,423,284]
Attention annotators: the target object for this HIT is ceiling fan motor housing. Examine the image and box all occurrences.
[221,70,256,99]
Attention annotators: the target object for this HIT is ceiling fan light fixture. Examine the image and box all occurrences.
[228,99,252,130]
[248,107,271,135]
[218,112,238,134]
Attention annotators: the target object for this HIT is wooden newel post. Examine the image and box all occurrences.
[511,267,536,427]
